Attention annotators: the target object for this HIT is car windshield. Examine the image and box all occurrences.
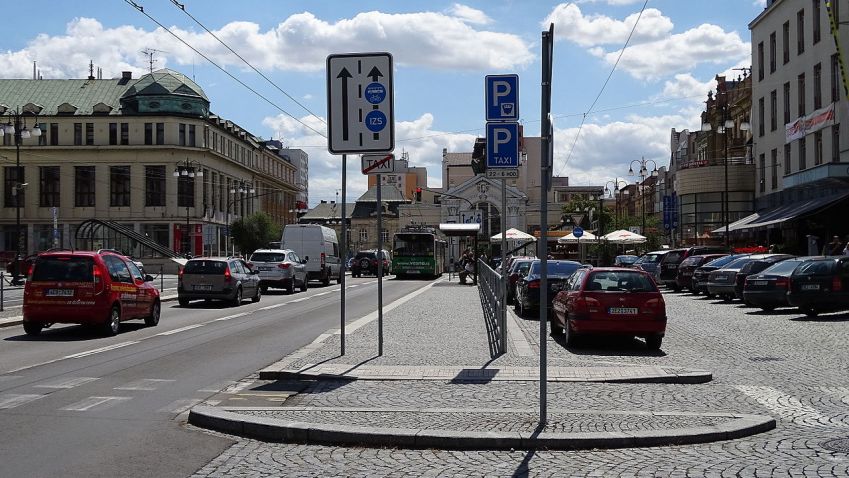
[516,261,533,275]
[183,260,227,274]
[616,255,638,265]
[721,258,753,270]
[663,251,685,263]
[760,259,803,276]
[585,271,658,292]
[638,254,663,264]
[704,254,746,268]
[795,260,834,275]
[680,256,702,266]
[249,252,287,262]
[529,261,581,275]
[31,256,94,282]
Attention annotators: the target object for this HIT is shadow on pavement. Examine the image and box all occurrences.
[4,321,149,342]
[512,423,545,477]
[744,308,800,316]
[790,312,849,322]
[552,333,667,357]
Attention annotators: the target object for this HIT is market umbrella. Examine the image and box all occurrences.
[602,229,647,244]
[490,228,536,241]
[557,231,599,243]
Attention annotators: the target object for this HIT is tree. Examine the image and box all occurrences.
[560,198,613,234]
[230,212,280,255]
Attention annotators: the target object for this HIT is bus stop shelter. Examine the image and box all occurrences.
[439,223,481,284]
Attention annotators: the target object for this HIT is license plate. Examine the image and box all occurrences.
[750,280,767,286]
[193,284,213,291]
[46,289,74,297]
[609,307,638,315]
[681,272,692,277]
[667,264,678,269]
[801,284,820,291]
[258,267,272,271]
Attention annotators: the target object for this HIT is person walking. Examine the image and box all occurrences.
[824,235,844,256]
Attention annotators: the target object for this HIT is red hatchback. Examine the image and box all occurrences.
[22,250,160,336]
[552,267,667,350]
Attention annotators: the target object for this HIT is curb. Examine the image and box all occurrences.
[0,294,178,329]
[188,406,775,450]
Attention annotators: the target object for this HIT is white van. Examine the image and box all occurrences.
[281,224,341,285]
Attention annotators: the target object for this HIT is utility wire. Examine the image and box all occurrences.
[169,0,326,126]
[124,0,326,138]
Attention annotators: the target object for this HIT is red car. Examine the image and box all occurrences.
[552,267,667,350]
[22,250,160,336]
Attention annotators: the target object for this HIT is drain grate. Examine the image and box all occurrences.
[748,356,785,362]
[822,438,849,453]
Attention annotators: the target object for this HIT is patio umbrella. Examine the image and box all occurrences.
[490,228,536,241]
[602,229,647,244]
[557,231,599,243]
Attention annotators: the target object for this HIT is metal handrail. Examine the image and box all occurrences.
[477,259,506,355]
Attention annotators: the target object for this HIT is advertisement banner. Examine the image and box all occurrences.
[785,103,835,142]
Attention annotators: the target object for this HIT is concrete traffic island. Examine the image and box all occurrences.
[188,406,775,450]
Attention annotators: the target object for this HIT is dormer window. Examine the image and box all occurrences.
[57,102,78,115]
[92,102,113,114]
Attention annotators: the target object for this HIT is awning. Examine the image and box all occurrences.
[558,231,599,243]
[712,191,849,234]
[491,228,536,241]
[439,223,481,236]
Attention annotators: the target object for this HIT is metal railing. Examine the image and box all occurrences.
[477,259,506,356]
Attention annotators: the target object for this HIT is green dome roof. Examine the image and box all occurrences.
[122,68,208,101]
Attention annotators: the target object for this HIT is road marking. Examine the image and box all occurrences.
[34,377,99,389]
[0,393,44,409]
[156,324,204,336]
[214,312,249,321]
[313,292,331,297]
[348,285,358,288]
[258,304,284,310]
[288,297,308,303]
[736,385,845,428]
[158,398,202,414]
[60,396,132,412]
[64,341,139,359]
[114,379,176,391]
[0,375,23,383]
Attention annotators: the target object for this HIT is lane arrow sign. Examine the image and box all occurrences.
[337,67,352,140]
[367,66,383,81]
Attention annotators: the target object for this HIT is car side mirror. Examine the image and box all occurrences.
[144,274,154,282]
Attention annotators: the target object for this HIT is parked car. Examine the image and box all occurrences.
[706,254,778,301]
[733,255,794,300]
[613,255,640,268]
[552,267,666,350]
[675,254,728,291]
[787,256,849,317]
[22,250,160,336]
[351,249,391,277]
[657,246,727,290]
[514,260,584,317]
[692,254,750,296]
[743,257,821,311]
[281,224,341,285]
[633,251,668,276]
[248,249,308,294]
[177,257,261,307]
[506,258,535,305]
[502,255,535,276]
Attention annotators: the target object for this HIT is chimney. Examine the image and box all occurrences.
[122,71,132,80]
[33,61,36,80]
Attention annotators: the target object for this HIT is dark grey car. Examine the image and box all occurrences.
[178,257,261,307]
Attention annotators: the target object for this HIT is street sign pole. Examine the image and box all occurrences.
[539,22,554,426]
[377,174,384,356]
[341,154,347,356]
[500,178,507,353]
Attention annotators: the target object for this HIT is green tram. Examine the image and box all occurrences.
[391,231,447,279]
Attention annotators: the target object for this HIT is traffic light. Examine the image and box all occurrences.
[415,187,422,202]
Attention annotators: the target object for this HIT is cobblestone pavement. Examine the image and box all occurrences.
[191,284,849,477]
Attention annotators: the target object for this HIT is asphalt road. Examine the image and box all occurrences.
[0,274,429,478]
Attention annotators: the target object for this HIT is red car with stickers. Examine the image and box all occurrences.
[22,250,160,336]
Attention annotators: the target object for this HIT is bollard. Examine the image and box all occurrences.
[160,265,164,292]
[0,272,4,312]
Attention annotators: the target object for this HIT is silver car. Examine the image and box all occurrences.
[178,257,261,307]
[248,249,308,294]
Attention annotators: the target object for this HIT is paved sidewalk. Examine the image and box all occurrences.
[189,277,774,450]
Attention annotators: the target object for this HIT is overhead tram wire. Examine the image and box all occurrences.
[124,0,326,138]
[557,0,650,177]
[169,0,326,126]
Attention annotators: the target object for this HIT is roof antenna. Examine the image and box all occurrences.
[88,60,95,80]
[141,48,168,73]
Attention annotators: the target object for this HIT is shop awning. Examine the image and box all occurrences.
[712,191,849,234]
[439,223,481,236]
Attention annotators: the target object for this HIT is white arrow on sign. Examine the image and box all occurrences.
[361,154,395,175]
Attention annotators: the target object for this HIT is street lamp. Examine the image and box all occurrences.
[628,157,658,236]
[2,106,41,283]
[702,108,739,248]
[226,181,255,255]
[604,179,629,226]
[173,159,204,257]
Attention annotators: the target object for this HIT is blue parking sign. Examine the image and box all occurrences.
[486,122,519,168]
[485,74,519,121]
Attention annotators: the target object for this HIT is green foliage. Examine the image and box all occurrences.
[230,212,280,256]
[560,198,613,234]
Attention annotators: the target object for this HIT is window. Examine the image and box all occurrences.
[784,82,791,123]
[782,21,790,64]
[179,123,186,146]
[39,166,60,207]
[798,9,805,54]
[833,124,841,162]
[145,165,165,207]
[759,154,766,193]
[50,123,59,146]
[189,125,196,147]
[178,174,195,208]
[110,166,131,207]
[771,149,778,190]
[814,63,822,109]
[103,255,132,283]
[120,123,129,145]
[109,123,117,145]
[769,32,776,74]
[85,123,94,145]
[784,143,792,175]
[757,42,765,81]
[74,166,95,207]
[4,166,24,207]
[73,123,82,145]
[832,54,841,102]
[815,130,823,165]
[758,97,765,137]
[813,0,821,44]
[381,230,389,243]
[144,123,153,145]
[155,123,164,145]
[359,229,368,242]
[799,137,807,170]
[36,123,46,146]
[770,90,777,131]
[798,73,806,116]
[202,169,209,210]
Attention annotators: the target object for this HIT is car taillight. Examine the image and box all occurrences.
[278,263,291,269]
[833,276,842,292]
[224,267,232,282]
[775,277,789,289]
[27,263,34,277]
[528,281,540,289]
[574,294,601,315]
[178,267,184,279]
[93,266,104,293]
[321,253,326,267]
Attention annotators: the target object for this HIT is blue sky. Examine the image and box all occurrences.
[1,0,769,204]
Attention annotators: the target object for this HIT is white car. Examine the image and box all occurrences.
[248,249,308,294]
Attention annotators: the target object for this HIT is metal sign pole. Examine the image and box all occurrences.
[340,154,347,356]
[539,23,554,425]
[377,175,384,356]
[500,178,507,353]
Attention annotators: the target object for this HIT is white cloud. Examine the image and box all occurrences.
[577,0,645,4]
[446,4,493,25]
[658,73,714,101]
[303,94,313,100]
[753,0,766,7]
[0,11,534,79]
[544,4,673,47]
[262,112,477,205]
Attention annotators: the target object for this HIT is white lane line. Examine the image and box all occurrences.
[0,393,44,409]
[158,398,202,414]
[258,304,284,310]
[313,292,331,297]
[114,379,176,391]
[348,285,359,288]
[60,396,132,412]
[155,324,204,336]
[34,377,99,389]
[288,297,308,303]
[64,341,139,359]
[213,312,249,321]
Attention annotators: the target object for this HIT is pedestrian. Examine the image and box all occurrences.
[824,235,843,256]
[768,244,777,253]
[807,235,820,256]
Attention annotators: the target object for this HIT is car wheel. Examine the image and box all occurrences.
[231,287,243,307]
[23,321,42,336]
[261,286,269,294]
[144,301,161,326]
[301,277,308,292]
[802,306,818,317]
[760,305,776,312]
[178,297,190,307]
[104,306,121,336]
[322,270,331,286]
[646,335,663,350]
[671,285,681,292]
[706,293,715,299]
[287,279,295,295]
[252,287,262,303]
